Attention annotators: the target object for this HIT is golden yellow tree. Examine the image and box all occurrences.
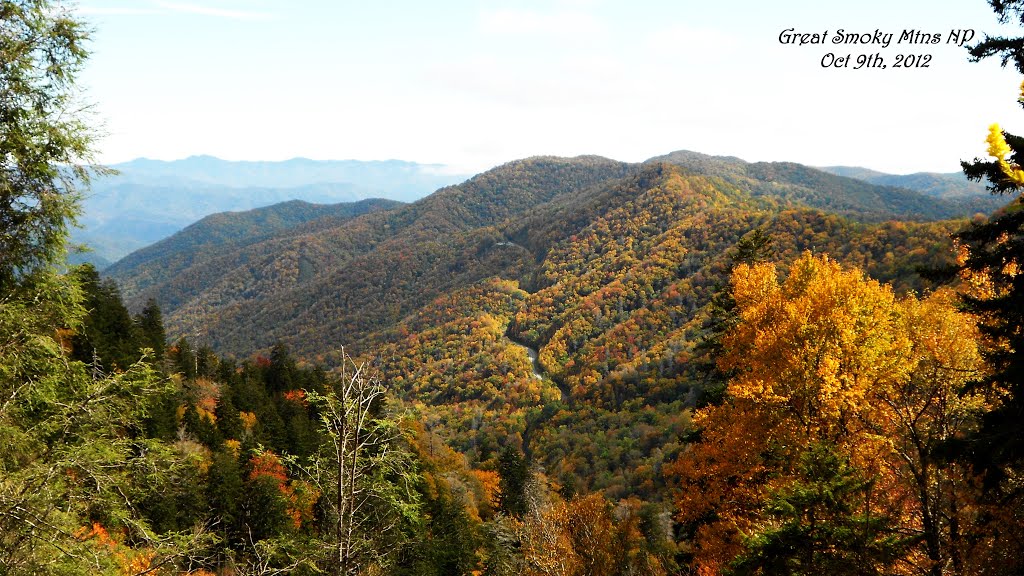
[721,252,913,442]
[670,252,989,575]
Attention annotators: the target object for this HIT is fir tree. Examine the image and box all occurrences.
[729,444,904,576]
[943,4,1024,569]
[497,445,529,517]
[135,297,167,360]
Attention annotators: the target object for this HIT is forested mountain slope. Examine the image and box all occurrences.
[363,163,966,499]
[111,152,981,362]
[105,198,402,294]
[654,150,1005,217]
[108,155,978,501]
[109,156,633,353]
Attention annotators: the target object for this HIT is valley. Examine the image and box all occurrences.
[100,151,995,505]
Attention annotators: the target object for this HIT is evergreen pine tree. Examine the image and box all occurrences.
[207,448,245,548]
[956,0,1024,477]
[949,4,1024,570]
[728,444,904,576]
[70,263,140,370]
[692,229,774,407]
[497,445,529,517]
[135,297,167,360]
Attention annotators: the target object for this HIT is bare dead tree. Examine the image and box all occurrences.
[302,347,419,576]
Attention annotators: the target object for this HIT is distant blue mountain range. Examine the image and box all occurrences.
[817,165,989,198]
[71,156,470,266]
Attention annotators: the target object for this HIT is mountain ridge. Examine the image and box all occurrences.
[818,163,991,198]
[105,197,404,295]
[651,150,1004,218]
[74,157,472,265]
[109,151,981,362]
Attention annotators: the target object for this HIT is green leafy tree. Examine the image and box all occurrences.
[0,2,215,572]
[0,0,109,287]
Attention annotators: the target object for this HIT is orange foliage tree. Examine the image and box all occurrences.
[669,252,991,575]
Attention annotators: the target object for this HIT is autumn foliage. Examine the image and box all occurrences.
[670,252,995,575]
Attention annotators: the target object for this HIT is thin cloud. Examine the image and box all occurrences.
[478,8,602,38]
[79,1,273,21]
[156,1,273,21]
[77,6,163,16]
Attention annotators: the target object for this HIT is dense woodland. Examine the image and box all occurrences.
[5,0,1024,574]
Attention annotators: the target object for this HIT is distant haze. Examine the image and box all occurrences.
[73,156,470,265]
[76,150,1003,270]
[818,166,990,198]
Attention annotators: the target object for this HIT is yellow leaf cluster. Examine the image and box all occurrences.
[239,411,257,432]
[224,438,241,458]
[721,252,911,439]
[986,123,1024,185]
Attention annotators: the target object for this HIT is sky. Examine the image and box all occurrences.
[76,0,1024,175]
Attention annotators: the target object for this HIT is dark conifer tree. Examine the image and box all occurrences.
[207,449,245,548]
[196,343,219,379]
[144,388,182,441]
[172,337,198,380]
[216,391,244,443]
[497,445,529,517]
[242,470,292,543]
[729,444,904,576]
[70,263,140,370]
[266,342,297,394]
[395,487,480,576]
[952,4,1024,571]
[958,0,1024,487]
[692,229,774,407]
[134,297,167,360]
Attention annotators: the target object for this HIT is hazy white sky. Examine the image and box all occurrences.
[77,0,1024,174]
